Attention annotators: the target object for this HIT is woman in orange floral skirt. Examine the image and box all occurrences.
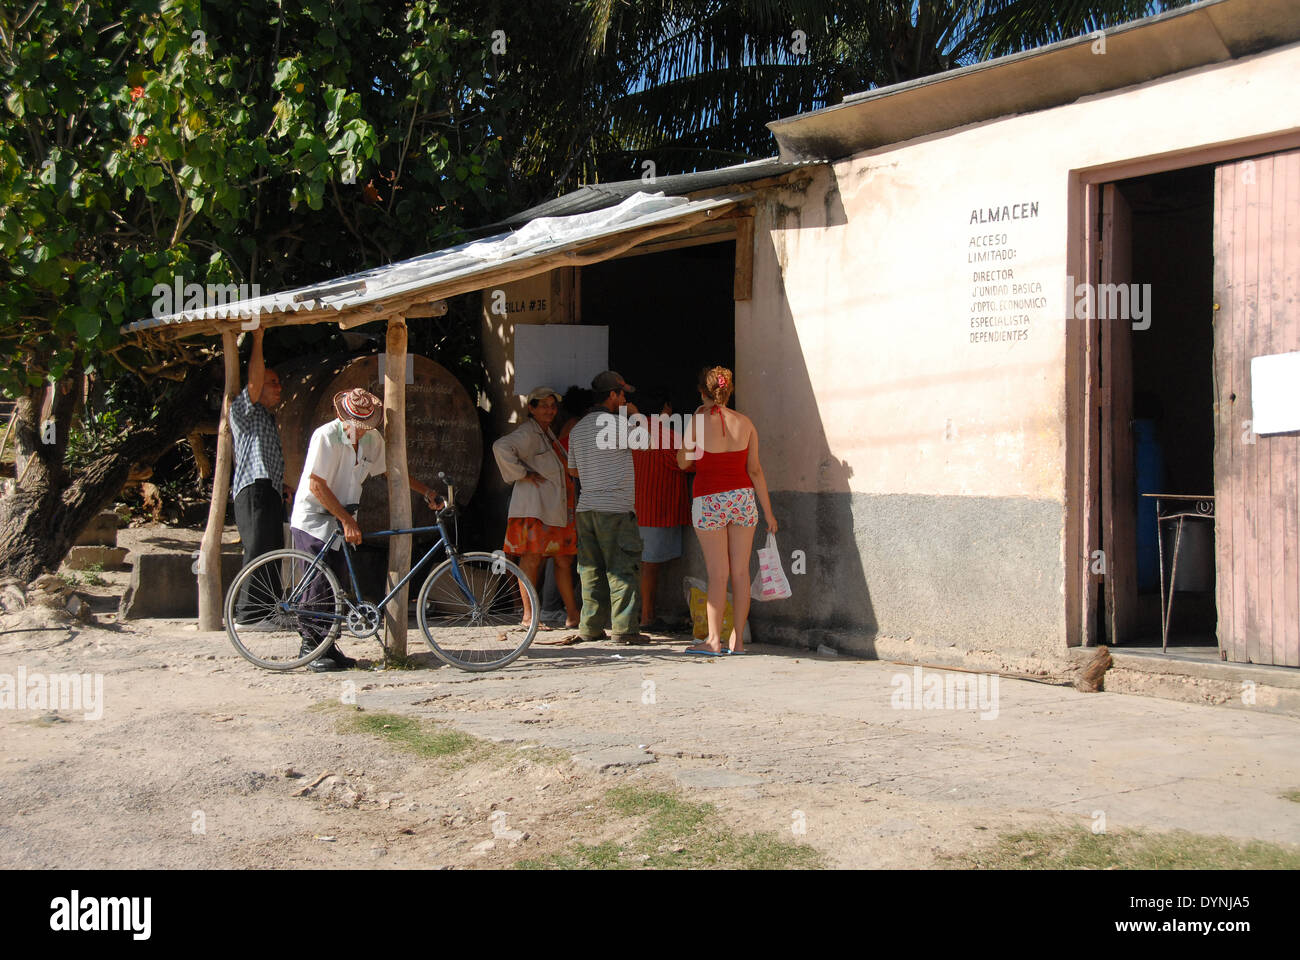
[492,386,580,629]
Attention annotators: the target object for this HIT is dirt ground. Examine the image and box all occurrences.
[2,535,1299,869]
[0,586,992,870]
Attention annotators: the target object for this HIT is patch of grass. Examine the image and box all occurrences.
[317,702,488,763]
[607,786,715,851]
[345,710,480,760]
[58,570,80,588]
[517,842,623,870]
[946,826,1300,870]
[83,562,107,587]
[517,785,823,870]
[1281,789,1300,804]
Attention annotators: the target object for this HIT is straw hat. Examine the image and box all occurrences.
[333,387,384,429]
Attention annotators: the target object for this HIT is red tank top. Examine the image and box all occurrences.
[692,448,752,498]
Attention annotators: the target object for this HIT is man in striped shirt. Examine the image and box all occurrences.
[567,371,644,643]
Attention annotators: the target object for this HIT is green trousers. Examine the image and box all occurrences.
[575,510,642,637]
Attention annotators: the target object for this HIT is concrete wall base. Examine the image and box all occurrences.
[733,491,1065,656]
[1071,647,1300,718]
[757,622,1075,678]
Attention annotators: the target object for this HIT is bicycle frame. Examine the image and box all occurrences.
[282,517,477,626]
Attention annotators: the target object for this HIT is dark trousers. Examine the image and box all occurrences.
[233,479,285,621]
[291,527,350,648]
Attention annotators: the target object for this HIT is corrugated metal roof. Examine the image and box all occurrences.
[488,157,814,229]
[122,191,738,338]
[767,0,1300,162]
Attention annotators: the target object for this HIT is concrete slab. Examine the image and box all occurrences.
[119,550,243,620]
[362,642,1300,845]
[74,511,120,547]
[673,769,765,789]
[1068,646,1300,715]
[574,748,658,773]
[67,546,128,570]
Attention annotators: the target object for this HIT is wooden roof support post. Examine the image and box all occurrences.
[383,317,411,660]
[198,329,239,631]
[734,216,754,302]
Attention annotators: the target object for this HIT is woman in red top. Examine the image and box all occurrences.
[676,366,777,654]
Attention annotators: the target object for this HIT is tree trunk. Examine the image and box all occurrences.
[197,331,238,631]
[0,369,213,582]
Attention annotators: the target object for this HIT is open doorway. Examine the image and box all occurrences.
[1099,165,1217,649]
[579,240,736,412]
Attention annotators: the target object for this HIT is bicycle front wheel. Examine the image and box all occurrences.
[224,548,343,670]
[416,552,540,671]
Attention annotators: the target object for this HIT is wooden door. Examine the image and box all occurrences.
[1101,183,1138,644]
[1213,150,1300,667]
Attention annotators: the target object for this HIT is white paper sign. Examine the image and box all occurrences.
[377,354,414,385]
[1250,351,1300,435]
[513,325,608,397]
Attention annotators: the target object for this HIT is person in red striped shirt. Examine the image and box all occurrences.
[632,389,691,632]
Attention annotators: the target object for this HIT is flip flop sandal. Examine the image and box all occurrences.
[685,646,725,657]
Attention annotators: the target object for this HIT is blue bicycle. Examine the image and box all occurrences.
[224,494,539,672]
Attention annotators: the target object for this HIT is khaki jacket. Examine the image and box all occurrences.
[492,419,570,528]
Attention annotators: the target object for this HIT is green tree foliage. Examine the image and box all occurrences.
[572,0,1198,179]
[0,0,514,579]
[0,0,509,396]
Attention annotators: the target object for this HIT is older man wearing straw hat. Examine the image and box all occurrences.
[289,386,443,671]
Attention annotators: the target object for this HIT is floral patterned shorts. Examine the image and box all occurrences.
[503,517,578,556]
[691,488,758,531]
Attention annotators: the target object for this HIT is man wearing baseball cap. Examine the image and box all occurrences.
[289,386,443,671]
[564,370,646,644]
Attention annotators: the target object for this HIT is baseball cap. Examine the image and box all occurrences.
[591,370,635,394]
[526,385,561,404]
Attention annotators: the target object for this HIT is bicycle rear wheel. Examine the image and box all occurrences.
[224,548,343,670]
[416,551,539,671]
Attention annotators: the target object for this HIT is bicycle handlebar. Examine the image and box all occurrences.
[333,476,457,538]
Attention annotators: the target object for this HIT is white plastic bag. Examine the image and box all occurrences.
[750,533,793,601]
